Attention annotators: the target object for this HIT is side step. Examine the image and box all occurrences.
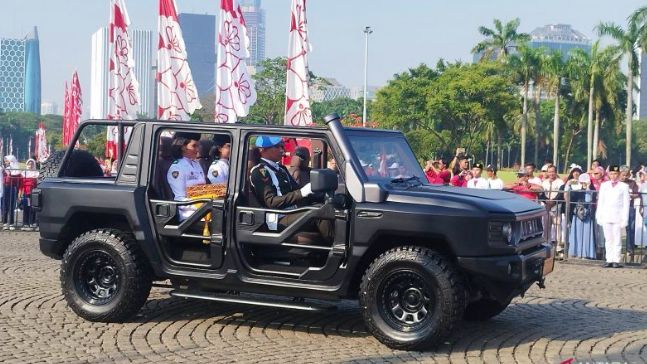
[170,290,337,312]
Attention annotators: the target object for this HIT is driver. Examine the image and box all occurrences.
[249,136,332,241]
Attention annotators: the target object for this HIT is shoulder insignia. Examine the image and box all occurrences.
[172,171,179,179]
[172,160,179,165]
[212,170,219,178]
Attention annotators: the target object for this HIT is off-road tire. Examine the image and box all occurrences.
[359,246,466,351]
[60,229,152,322]
[464,298,511,321]
[38,150,65,183]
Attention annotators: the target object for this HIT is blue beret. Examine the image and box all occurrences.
[255,136,282,148]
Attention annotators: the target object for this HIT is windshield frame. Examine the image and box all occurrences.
[345,129,428,185]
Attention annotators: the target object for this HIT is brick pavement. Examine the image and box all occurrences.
[1,232,646,363]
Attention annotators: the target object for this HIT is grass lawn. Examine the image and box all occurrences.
[497,170,518,184]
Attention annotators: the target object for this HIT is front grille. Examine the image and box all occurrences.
[520,218,543,241]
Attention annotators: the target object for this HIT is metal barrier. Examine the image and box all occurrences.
[2,168,39,231]
[510,187,647,266]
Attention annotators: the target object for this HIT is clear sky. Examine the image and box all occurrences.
[1,0,645,112]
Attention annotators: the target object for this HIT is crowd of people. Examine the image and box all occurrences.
[1,155,40,231]
[424,151,647,266]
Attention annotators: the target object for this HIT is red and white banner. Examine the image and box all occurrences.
[214,0,257,123]
[63,72,82,146]
[35,122,49,163]
[107,0,139,159]
[284,0,312,126]
[157,0,202,121]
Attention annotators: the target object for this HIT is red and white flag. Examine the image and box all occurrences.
[284,0,312,126]
[63,72,82,146]
[35,122,49,163]
[106,0,139,158]
[157,0,202,121]
[62,82,70,145]
[214,0,257,123]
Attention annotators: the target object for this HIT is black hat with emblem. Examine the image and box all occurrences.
[610,165,620,172]
[473,163,484,170]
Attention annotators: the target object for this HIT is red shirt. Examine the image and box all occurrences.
[450,174,467,187]
[510,184,537,200]
[20,177,38,195]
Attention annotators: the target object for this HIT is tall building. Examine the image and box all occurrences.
[178,13,216,98]
[90,28,155,119]
[41,101,59,115]
[0,26,41,114]
[529,24,591,57]
[240,0,266,70]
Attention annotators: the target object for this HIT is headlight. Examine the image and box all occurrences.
[501,222,513,244]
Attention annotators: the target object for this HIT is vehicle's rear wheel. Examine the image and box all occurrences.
[464,298,511,321]
[359,246,466,350]
[60,229,152,322]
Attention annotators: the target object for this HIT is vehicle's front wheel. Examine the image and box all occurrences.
[60,229,152,322]
[359,246,466,350]
[464,298,511,321]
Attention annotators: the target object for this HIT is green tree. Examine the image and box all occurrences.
[311,97,363,124]
[472,18,530,61]
[243,57,288,125]
[371,64,439,132]
[596,18,641,165]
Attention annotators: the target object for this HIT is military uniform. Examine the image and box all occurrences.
[207,159,229,185]
[167,157,206,221]
[250,157,332,241]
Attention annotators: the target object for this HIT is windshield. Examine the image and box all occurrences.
[347,132,427,184]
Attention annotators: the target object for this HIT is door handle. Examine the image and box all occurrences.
[155,204,170,217]
[239,210,255,226]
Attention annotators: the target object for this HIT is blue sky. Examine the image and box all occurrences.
[1,0,645,111]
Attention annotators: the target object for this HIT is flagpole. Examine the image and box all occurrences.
[362,26,373,128]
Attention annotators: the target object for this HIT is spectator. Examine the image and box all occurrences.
[524,163,543,186]
[505,169,543,200]
[485,165,504,190]
[541,165,564,246]
[2,155,21,231]
[287,146,311,188]
[596,165,630,268]
[636,170,647,246]
[619,165,639,256]
[425,159,450,185]
[467,163,489,189]
[20,159,39,231]
[450,154,470,187]
[564,167,597,259]
[590,166,606,191]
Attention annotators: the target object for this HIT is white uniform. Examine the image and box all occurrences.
[167,157,206,221]
[487,178,504,190]
[596,180,630,263]
[529,176,542,186]
[467,177,489,189]
[207,159,229,185]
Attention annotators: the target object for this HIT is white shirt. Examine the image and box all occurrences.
[167,157,206,221]
[541,178,564,200]
[528,176,542,186]
[487,177,504,190]
[595,180,630,226]
[467,177,490,189]
[207,159,229,184]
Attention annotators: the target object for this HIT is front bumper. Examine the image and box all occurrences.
[457,243,554,301]
[39,238,63,260]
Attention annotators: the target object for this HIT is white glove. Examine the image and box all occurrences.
[300,183,313,197]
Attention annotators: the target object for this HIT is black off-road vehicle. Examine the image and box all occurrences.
[34,114,553,350]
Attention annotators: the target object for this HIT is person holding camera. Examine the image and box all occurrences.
[449,151,470,187]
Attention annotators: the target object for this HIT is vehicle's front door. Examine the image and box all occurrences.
[148,127,234,270]
[233,131,349,281]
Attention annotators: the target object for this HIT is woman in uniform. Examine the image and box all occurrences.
[167,133,206,221]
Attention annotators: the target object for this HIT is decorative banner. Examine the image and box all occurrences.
[214,0,257,123]
[63,72,82,146]
[107,0,139,159]
[35,122,49,163]
[284,0,312,126]
[62,82,70,145]
[157,0,202,120]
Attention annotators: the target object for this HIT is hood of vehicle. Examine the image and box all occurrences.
[384,184,542,215]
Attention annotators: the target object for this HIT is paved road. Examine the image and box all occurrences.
[1,232,646,363]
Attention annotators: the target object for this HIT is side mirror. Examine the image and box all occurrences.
[310,169,338,193]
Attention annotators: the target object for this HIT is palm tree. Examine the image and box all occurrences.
[542,51,564,167]
[472,18,531,61]
[592,49,624,159]
[596,19,640,166]
[509,46,540,166]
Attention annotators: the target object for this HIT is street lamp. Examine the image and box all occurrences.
[362,26,373,127]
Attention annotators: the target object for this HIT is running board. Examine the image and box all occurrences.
[170,290,337,311]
